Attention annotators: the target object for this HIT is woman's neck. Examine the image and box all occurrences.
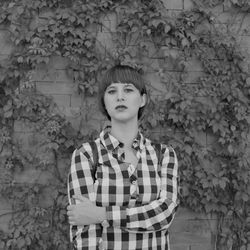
[110,120,139,149]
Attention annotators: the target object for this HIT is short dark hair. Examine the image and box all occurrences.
[98,64,148,120]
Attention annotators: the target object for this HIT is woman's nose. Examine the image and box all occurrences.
[117,89,125,101]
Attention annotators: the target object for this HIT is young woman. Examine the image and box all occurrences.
[67,65,179,250]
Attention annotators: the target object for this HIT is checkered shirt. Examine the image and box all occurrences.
[68,127,179,250]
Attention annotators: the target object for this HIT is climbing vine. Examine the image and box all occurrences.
[0,0,249,249]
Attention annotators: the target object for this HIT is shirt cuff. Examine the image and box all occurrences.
[106,206,127,228]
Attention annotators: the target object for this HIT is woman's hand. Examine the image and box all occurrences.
[67,195,106,226]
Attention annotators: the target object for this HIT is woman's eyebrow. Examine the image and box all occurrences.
[106,85,116,89]
[124,83,135,87]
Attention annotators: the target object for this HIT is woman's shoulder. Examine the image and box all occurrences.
[145,138,174,151]
[72,138,101,157]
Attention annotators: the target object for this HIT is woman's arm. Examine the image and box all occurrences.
[67,146,102,248]
[69,145,179,233]
[105,145,179,232]
[67,194,106,226]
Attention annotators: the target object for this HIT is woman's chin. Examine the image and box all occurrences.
[111,115,137,124]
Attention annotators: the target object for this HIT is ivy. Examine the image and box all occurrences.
[0,0,249,249]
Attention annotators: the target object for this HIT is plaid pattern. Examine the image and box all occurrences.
[68,127,179,250]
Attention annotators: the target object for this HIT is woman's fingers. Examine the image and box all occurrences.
[67,211,75,224]
[72,195,90,202]
[67,204,75,224]
[68,218,75,225]
[67,210,73,216]
[67,198,95,226]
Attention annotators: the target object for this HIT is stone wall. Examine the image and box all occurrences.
[0,0,250,249]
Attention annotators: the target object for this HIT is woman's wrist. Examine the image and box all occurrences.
[97,207,107,223]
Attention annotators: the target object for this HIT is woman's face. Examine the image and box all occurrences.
[103,83,146,123]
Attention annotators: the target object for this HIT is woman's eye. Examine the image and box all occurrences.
[107,90,116,94]
[124,88,133,93]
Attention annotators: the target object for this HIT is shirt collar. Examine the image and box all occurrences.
[100,126,146,152]
[131,130,146,151]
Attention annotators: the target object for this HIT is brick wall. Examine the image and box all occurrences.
[0,1,250,249]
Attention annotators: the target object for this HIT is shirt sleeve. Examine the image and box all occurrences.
[67,147,102,249]
[105,145,179,232]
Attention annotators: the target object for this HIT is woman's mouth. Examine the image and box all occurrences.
[115,105,127,111]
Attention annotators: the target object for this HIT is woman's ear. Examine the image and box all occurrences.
[140,94,147,108]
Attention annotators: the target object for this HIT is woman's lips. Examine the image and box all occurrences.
[115,105,127,110]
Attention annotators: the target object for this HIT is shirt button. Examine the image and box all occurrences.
[101,220,109,227]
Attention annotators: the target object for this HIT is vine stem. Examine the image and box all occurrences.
[0,209,28,218]
[52,148,64,183]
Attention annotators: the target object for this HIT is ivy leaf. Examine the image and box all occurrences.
[219,205,227,214]
[164,24,171,33]
[246,77,250,87]
[25,236,31,245]
[231,0,239,4]
[14,229,20,239]
[181,38,189,47]
[17,56,23,63]
[228,145,234,154]
[188,32,197,43]
[212,122,220,133]
[0,242,5,249]
[84,40,92,48]
[62,12,70,19]
[242,193,249,202]
[8,3,15,8]
[3,100,13,118]
[184,144,192,155]
[131,26,138,32]
[151,19,163,28]
[69,15,76,22]
[219,179,227,189]
[4,110,13,118]
[245,115,250,124]
[6,239,14,247]
[17,238,26,248]
[17,6,24,15]
[164,92,176,100]
[47,142,59,150]
[205,203,219,213]
[201,179,210,188]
